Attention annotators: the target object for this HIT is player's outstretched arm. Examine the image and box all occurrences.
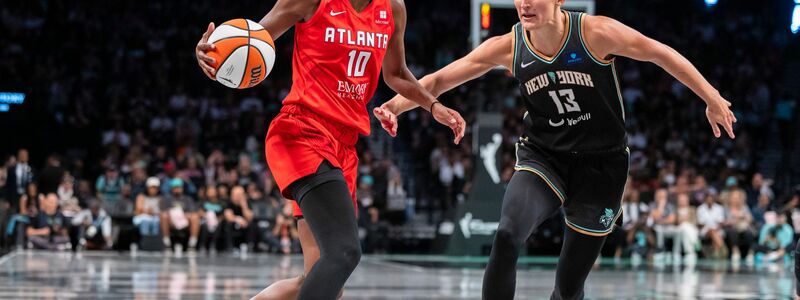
[382,33,513,116]
[194,0,319,80]
[582,15,737,139]
[381,0,465,144]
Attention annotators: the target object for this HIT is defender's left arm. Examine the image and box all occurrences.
[583,15,736,139]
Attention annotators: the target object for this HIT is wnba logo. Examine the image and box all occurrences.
[248,65,263,87]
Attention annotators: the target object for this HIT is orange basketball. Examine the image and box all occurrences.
[206,19,276,89]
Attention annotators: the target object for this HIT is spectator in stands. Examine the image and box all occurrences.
[56,175,81,220]
[697,192,727,258]
[107,183,134,217]
[7,149,34,210]
[618,185,653,260]
[71,200,112,250]
[26,193,69,250]
[217,184,230,203]
[38,154,65,194]
[0,156,11,202]
[6,182,40,248]
[225,186,253,252]
[95,166,124,203]
[754,212,793,263]
[198,185,225,251]
[178,156,204,191]
[649,189,678,259]
[247,182,279,252]
[272,201,299,254]
[690,175,715,206]
[18,182,40,216]
[362,207,389,254]
[752,193,774,228]
[128,166,148,198]
[133,177,163,240]
[160,178,199,250]
[675,193,699,261]
[385,170,407,223]
[724,189,755,261]
[235,155,259,188]
[357,175,375,218]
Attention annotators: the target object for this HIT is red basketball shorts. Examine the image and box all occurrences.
[265,104,359,218]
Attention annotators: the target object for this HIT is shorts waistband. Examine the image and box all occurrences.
[281,104,360,146]
[520,136,628,157]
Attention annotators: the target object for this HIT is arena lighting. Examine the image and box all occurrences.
[705,0,718,7]
[481,3,491,29]
[0,92,25,104]
[793,4,800,34]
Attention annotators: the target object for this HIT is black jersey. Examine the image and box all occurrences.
[512,11,626,153]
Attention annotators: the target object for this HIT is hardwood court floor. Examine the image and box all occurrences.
[0,250,792,299]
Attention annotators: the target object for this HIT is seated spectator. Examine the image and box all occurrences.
[697,192,727,258]
[247,183,281,252]
[198,185,226,251]
[675,193,699,261]
[26,193,70,250]
[104,183,134,217]
[56,175,81,219]
[272,201,299,254]
[224,186,253,252]
[19,182,40,216]
[95,166,125,203]
[751,192,773,228]
[724,189,755,261]
[71,200,112,250]
[619,187,653,260]
[160,178,199,250]
[362,206,389,254]
[7,183,40,248]
[133,177,163,238]
[649,189,678,259]
[754,212,793,263]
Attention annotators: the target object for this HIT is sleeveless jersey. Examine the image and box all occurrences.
[282,0,395,135]
[512,11,626,153]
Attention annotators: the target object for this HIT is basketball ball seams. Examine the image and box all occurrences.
[215,44,248,86]
[249,44,268,85]
[209,18,274,89]
[239,18,251,89]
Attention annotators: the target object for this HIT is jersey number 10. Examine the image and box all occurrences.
[347,50,372,77]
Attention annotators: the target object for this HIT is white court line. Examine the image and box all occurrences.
[0,250,18,266]
[363,256,427,273]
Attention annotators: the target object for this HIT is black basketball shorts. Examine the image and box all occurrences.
[514,137,629,236]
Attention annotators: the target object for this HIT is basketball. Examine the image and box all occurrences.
[207,19,276,89]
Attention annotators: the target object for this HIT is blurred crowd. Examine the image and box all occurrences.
[1,0,798,260]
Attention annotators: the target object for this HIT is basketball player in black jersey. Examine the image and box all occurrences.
[374,0,736,299]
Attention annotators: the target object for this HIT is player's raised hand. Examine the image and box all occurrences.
[705,97,737,139]
[196,22,217,80]
[373,106,398,137]
[430,102,466,144]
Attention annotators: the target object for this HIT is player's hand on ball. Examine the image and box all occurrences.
[431,102,466,145]
[705,97,737,139]
[373,106,398,137]
[196,22,217,80]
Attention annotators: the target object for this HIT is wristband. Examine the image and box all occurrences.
[430,101,441,112]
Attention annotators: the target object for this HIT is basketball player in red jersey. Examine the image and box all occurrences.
[195,0,465,299]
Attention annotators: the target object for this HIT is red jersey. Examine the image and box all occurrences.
[282,0,395,135]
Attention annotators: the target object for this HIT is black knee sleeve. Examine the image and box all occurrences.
[294,173,360,300]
